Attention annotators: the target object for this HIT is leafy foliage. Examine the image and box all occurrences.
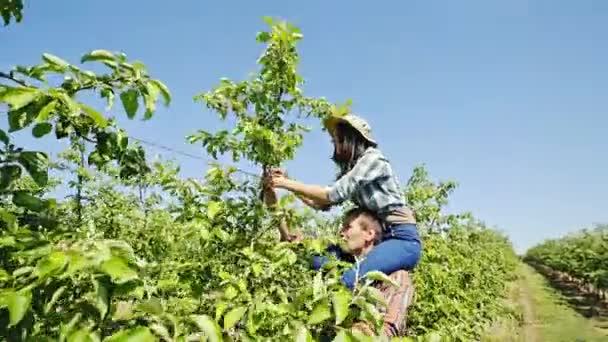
[0,0,23,26]
[0,13,520,342]
[525,224,608,292]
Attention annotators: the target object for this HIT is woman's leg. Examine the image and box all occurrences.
[340,236,421,290]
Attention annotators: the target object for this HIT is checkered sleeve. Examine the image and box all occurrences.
[327,151,387,204]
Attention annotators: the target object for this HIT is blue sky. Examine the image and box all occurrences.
[2,1,607,253]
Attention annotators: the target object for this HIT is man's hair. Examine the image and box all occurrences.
[343,207,383,244]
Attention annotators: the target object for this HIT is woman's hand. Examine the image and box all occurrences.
[261,169,279,206]
[268,168,289,189]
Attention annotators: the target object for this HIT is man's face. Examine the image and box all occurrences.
[339,214,377,255]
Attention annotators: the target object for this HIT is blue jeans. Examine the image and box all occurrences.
[312,224,422,290]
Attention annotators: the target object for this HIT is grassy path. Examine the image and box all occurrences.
[484,263,607,341]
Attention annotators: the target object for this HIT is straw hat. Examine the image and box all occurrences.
[323,113,377,146]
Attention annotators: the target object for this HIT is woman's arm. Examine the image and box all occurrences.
[276,178,332,208]
[269,169,333,208]
[296,194,331,211]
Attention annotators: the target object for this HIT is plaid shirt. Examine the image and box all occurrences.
[326,147,413,224]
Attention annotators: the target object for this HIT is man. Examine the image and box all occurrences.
[261,182,415,337]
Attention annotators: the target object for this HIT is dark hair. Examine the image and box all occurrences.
[343,207,383,244]
[331,122,375,178]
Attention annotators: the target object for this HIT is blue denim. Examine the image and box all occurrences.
[312,224,422,290]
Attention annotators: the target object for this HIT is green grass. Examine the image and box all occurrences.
[482,263,608,341]
[524,263,607,342]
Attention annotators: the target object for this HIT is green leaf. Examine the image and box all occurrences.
[44,285,67,314]
[0,289,32,326]
[105,326,155,342]
[80,104,108,127]
[307,301,332,325]
[0,208,16,229]
[12,191,45,212]
[223,285,238,300]
[150,80,171,106]
[120,89,139,119]
[143,82,159,120]
[37,100,57,122]
[32,122,52,138]
[262,16,274,26]
[256,31,271,43]
[190,315,222,342]
[0,269,11,282]
[56,92,80,115]
[67,328,97,342]
[149,323,171,341]
[42,53,70,69]
[362,286,388,308]
[295,326,313,342]
[0,165,22,190]
[332,330,353,342]
[93,278,109,318]
[0,129,9,144]
[223,306,247,330]
[12,266,33,277]
[313,272,325,301]
[81,50,115,63]
[332,290,351,325]
[35,251,68,278]
[8,109,29,132]
[101,88,115,111]
[18,151,48,187]
[207,201,222,220]
[100,256,138,284]
[364,271,399,288]
[0,87,40,110]
[137,297,163,315]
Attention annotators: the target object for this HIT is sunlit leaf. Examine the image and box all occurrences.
[81,50,115,63]
[307,301,332,325]
[223,306,247,330]
[0,87,40,110]
[332,290,351,325]
[207,201,222,220]
[35,251,68,278]
[80,103,108,127]
[190,315,222,342]
[150,79,171,106]
[105,326,155,342]
[100,256,138,284]
[0,289,32,326]
[42,53,70,69]
[93,278,109,318]
[364,271,399,288]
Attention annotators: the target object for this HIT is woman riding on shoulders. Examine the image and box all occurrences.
[267,113,422,290]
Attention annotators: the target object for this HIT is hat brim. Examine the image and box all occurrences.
[323,115,377,145]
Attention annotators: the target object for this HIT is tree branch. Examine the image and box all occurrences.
[0,71,30,87]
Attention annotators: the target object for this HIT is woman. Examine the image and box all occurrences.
[266,113,421,290]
